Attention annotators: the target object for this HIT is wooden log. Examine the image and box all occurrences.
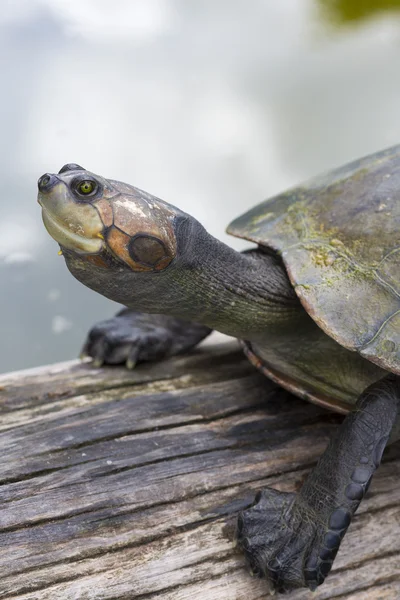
[0,342,399,599]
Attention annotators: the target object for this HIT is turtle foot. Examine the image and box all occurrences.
[237,487,346,592]
[81,309,211,368]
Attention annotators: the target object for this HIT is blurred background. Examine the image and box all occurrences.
[2,0,400,372]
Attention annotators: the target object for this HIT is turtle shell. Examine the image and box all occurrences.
[227,144,400,375]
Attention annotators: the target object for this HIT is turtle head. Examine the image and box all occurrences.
[38,164,191,307]
[38,165,290,337]
[38,164,181,271]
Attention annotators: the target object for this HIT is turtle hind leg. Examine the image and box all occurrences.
[237,374,400,592]
[82,309,212,368]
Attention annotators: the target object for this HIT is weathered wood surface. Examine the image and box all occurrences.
[0,342,399,600]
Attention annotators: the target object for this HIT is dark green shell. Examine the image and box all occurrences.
[227,145,400,375]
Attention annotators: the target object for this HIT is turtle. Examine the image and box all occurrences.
[37,145,400,592]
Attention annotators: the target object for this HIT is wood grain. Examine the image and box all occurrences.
[0,342,398,599]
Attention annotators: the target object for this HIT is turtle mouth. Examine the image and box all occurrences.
[40,197,105,254]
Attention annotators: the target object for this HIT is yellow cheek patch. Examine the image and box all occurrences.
[42,209,104,254]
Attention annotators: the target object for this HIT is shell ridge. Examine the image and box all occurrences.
[375,246,400,269]
[372,272,400,302]
[360,308,400,350]
[285,240,400,304]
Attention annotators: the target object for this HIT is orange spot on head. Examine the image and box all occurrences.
[107,227,173,271]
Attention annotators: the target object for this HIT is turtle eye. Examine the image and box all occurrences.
[77,180,97,196]
[71,176,102,202]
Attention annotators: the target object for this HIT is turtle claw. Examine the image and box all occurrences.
[92,357,104,368]
[125,357,137,370]
[81,312,146,367]
[125,346,139,370]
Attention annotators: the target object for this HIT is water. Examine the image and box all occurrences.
[2,0,400,373]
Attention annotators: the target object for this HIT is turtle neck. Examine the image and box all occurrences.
[64,217,301,342]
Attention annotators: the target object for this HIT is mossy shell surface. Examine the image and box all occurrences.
[228,145,400,376]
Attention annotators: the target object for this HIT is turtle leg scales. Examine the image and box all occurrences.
[237,374,400,592]
[81,309,211,368]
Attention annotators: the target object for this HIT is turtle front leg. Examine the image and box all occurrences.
[237,374,400,592]
[82,309,212,368]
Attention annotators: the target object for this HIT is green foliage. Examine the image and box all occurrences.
[319,0,400,26]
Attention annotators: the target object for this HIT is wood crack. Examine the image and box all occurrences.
[0,345,398,599]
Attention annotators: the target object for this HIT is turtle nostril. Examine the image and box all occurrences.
[38,173,58,193]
